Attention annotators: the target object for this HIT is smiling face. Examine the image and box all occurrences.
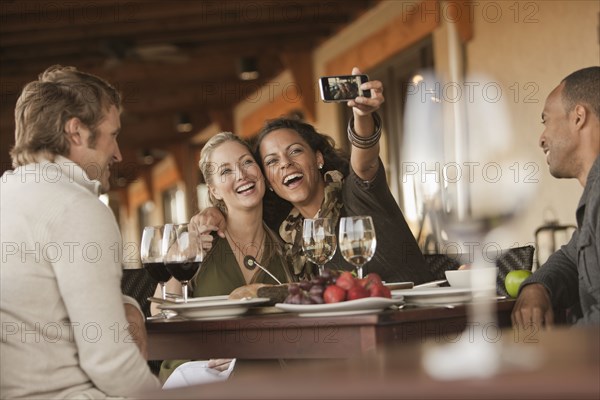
[258,128,325,216]
[69,105,122,193]
[539,83,581,179]
[207,140,265,212]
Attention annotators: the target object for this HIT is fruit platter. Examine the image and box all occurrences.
[275,270,403,317]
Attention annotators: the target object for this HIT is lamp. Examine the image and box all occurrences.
[238,57,259,80]
[176,113,193,133]
[136,148,168,165]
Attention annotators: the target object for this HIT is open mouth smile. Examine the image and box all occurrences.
[282,172,303,187]
[236,182,256,194]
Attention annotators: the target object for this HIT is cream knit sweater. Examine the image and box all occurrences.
[1,156,160,399]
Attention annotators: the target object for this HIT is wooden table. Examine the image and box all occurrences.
[146,300,514,360]
[139,325,600,400]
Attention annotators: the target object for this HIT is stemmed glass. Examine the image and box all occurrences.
[140,226,172,301]
[301,218,337,275]
[338,216,377,279]
[162,223,203,303]
[403,63,535,379]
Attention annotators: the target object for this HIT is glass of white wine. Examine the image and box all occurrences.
[301,218,337,275]
[338,216,376,279]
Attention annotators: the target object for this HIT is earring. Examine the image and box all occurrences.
[268,187,274,192]
[318,163,324,170]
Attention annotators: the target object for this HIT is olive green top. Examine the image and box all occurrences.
[191,229,292,296]
[159,225,293,383]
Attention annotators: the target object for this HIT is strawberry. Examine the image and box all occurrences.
[364,273,383,287]
[335,271,356,291]
[369,283,391,298]
[347,285,370,301]
[358,277,370,288]
[382,286,391,298]
[323,285,346,303]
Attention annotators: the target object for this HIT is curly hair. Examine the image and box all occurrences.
[253,117,349,229]
[10,65,121,167]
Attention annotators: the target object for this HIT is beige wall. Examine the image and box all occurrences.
[465,0,599,247]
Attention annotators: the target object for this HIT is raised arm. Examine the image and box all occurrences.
[347,67,385,182]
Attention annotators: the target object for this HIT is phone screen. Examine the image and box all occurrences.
[319,74,371,102]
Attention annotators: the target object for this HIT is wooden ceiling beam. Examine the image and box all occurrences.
[0,38,303,79]
[1,0,353,17]
[1,16,339,47]
[121,78,285,113]
[1,51,284,97]
[118,110,212,147]
[1,0,360,33]
[2,56,236,84]
[1,34,315,64]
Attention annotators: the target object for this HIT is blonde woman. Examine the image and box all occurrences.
[159,132,294,382]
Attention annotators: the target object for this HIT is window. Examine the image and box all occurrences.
[137,201,154,236]
[347,37,435,250]
[367,36,434,211]
[162,186,187,224]
[196,184,210,211]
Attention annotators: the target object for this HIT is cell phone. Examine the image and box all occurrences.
[318,74,371,102]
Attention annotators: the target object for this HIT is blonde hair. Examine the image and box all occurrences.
[199,132,254,215]
[10,65,121,167]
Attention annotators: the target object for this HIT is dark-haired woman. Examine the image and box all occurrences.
[193,68,433,284]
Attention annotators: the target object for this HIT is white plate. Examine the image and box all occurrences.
[413,279,448,288]
[383,281,414,290]
[391,287,474,304]
[158,297,270,319]
[275,297,403,317]
[149,295,230,304]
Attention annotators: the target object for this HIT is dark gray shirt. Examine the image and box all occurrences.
[327,159,433,284]
[523,156,600,325]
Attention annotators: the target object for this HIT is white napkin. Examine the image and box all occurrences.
[162,359,236,389]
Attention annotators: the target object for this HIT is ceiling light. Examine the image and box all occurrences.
[238,57,259,80]
[176,113,193,133]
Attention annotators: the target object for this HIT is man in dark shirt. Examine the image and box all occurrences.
[512,66,599,327]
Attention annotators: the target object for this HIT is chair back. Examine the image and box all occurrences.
[121,268,157,317]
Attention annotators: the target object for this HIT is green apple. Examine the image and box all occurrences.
[505,270,533,298]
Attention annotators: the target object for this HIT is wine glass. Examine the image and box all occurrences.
[140,226,172,301]
[405,65,535,380]
[301,218,337,275]
[338,216,377,279]
[162,223,203,303]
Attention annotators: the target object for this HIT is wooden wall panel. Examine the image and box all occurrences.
[325,1,441,75]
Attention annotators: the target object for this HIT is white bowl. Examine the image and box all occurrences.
[444,268,497,289]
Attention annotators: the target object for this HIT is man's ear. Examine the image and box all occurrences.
[64,118,83,146]
[572,104,587,130]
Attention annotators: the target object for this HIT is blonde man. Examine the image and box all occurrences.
[1,66,160,399]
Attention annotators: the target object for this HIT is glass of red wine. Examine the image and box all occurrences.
[140,225,172,301]
[162,223,203,303]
